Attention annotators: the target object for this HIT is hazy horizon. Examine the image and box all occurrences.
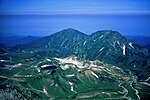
[0,14,150,37]
[0,0,150,36]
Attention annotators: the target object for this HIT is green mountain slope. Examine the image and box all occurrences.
[0,56,140,99]
[1,28,150,99]
[79,30,150,81]
[13,28,88,57]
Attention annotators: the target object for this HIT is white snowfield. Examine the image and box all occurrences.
[4,63,22,70]
[61,65,69,70]
[37,68,40,72]
[41,65,51,68]
[0,60,6,62]
[46,58,51,62]
[99,35,104,38]
[99,47,105,52]
[129,42,134,48]
[91,71,99,78]
[68,81,74,92]
[34,66,41,72]
[13,63,22,68]
[54,56,103,71]
[117,41,120,45]
[25,75,33,77]
[83,41,87,45]
[66,74,75,77]
[146,77,150,81]
[54,57,87,69]
[43,87,48,95]
[123,45,126,55]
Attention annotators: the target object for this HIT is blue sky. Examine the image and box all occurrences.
[0,0,150,14]
[0,0,150,36]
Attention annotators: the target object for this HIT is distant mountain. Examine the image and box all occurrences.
[0,46,7,54]
[12,28,150,81]
[0,35,41,47]
[0,46,9,68]
[126,35,150,45]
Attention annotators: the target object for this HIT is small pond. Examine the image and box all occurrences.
[41,65,57,70]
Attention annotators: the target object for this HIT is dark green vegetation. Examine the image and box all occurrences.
[0,28,150,99]
[0,55,140,99]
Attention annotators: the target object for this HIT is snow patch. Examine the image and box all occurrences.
[61,65,69,70]
[83,41,87,45]
[41,65,50,68]
[129,42,134,48]
[71,86,74,92]
[37,68,40,73]
[99,47,104,52]
[54,57,86,68]
[91,71,99,78]
[117,41,120,45]
[68,81,73,85]
[68,81,74,92]
[94,39,96,41]
[123,45,126,55]
[77,69,81,72]
[13,63,22,68]
[24,75,33,77]
[0,60,6,62]
[66,74,75,77]
[43,87,48,95]
[100,35,104,38]
[46,59,51,62]
[146,77,150,81]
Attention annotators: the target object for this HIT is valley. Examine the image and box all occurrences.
[0,55,140,99]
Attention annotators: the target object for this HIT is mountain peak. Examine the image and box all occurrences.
[56,28,87,36]
[65,28,81,33]
[60,28,78,32]
[66,28,76,31]
[92,30,121,37]
[91,30,125,42]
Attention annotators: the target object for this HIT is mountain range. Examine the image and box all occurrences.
[0,28,150,99]
[0,35,41,47]
[126,36,150,45]
[12,28,150,81]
